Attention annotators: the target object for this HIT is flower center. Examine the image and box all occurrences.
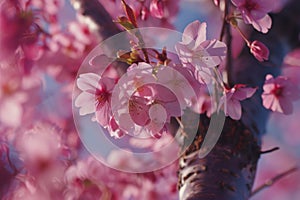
[95,91,109,107]
[273,84,283,97]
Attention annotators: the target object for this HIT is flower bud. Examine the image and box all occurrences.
[249,40,269,62]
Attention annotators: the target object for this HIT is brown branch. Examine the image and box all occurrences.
[70,0,121,39]
[260,147,280,155]
[251,167,298,197]
[224,0,233,87]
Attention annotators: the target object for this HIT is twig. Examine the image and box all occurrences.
[70,0,121,39]
[224,0,233,87]
[260,147,280,155]
[250,166,298,197]
[219,0,233,86]
[219,0,228,41]
[175,117,188,138]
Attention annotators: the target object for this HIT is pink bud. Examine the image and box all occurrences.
[249,40,269,62]
[213,0,220,6]
[150,0,164,19]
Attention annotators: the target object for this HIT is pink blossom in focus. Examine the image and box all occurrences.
[175,20,226,83]
[219,84,257,120]
[75,73,115,127]
[112,62,196,138]
[249,40,269,62]
[231,0,273,33]
[262,74,300,114]
[128,84,180,138]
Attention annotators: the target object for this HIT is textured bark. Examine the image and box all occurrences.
[178,1,300,200]
[72,1,300,199]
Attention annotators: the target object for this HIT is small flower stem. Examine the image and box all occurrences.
[234,25,251,47]
[175,117,184,129]
[175,117,188,138]
[250,166,298,197]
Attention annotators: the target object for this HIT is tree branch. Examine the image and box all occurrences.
[251,166,298,197]
[70,0,121,39]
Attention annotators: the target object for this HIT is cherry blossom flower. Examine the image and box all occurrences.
[75,73,116,127]
[175,20,226,83]
[111,62,197,138]
[231,0,273,33]
[126,84,180,138]
[176,20,227,68]
[262,74,300,114]
[249,40,269,62]
[219,84,257,120]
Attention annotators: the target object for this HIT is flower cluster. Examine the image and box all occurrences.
[231,0,273,33]
[75,20,259,140]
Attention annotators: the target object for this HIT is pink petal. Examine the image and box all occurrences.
[252,14,272,33]
[175,42,194,64]
[182,21,207,45]
[201,39,227,67]
[129,96,150,126]
[227,99,242,120]
[146,104,167,134]
[75,92,95,115]
[101,77,116,92]
[234,86,257,100]
[278,97,293,115]
[77,73,100,91]
[89,54,112,67]
[262,93,275,109]
[270,98,283,113]
[95,102,111,127]
[0,100,22,127]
